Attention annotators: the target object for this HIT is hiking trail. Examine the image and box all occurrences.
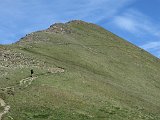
[0,67,64,119]
[0,98,10,120]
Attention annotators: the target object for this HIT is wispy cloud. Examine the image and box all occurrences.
[140,42,160,50]
[0,0,134,44]
[140,41,160,57]
[112,9,160,37]
[110,9,160,57]
[0,0,159,58]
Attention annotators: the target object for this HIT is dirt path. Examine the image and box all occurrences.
[0,98,10,120]
[0,67,65,119]
[0,76,45,120]
[0,77,37,120]
[19,76,38,88]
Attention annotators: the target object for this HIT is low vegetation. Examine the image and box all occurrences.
[0,20,160,120]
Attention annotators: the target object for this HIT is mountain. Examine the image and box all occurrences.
[0,20,160,120]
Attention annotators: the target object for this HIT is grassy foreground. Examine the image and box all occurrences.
[0,20,160,120]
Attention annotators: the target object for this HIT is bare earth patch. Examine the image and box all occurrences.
[0,98,10,120]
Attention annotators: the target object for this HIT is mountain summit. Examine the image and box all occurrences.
[0,20,160,120]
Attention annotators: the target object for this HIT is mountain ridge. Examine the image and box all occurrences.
[14,20,159,60]
[0,20,160,120]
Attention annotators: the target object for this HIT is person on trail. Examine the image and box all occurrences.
[31,69,34,77]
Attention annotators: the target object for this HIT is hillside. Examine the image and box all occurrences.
[0,20,160,120]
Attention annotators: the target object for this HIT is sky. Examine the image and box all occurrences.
[0,0,160,58]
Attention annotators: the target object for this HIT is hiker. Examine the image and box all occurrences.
[31,69,34,77]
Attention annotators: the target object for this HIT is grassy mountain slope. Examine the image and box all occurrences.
[0,20,160,120]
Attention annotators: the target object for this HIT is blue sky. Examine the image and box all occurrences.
[0,0,160,57]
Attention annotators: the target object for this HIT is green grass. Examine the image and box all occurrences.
[0,20,160,120]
